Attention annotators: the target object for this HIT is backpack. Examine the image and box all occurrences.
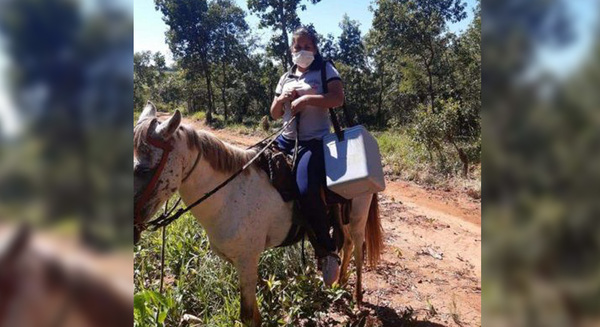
[320,59,356,141]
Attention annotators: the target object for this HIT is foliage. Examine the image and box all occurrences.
[134,210,355,326]
[155,0,250,123]
[372,0,466,112]
[247,0,322,69]
[136,0,482,180]
[134,51,166,110]
[369,0,481,174]
[0,0,133,248]
[337,14,365,69]
[134,290,174,327]
[481,0,600,325]
[319,32,339,60]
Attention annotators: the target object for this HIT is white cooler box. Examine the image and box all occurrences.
[323,125,386,199]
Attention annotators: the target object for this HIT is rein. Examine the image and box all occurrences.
[137,116,296,232]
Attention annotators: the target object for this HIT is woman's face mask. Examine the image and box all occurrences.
[292,50,315,68]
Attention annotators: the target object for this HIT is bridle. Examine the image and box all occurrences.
[133,125,202,233]
[133,131,174,232]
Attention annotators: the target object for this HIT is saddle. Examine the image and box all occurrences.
[253,141,298,202]
[252,141,350,206]
[252,141,352,250]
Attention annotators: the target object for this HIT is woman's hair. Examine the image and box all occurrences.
[291,26,319,54]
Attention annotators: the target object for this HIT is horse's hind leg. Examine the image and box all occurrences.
[352,234,365,306]
[235,256,261,327]
[338,224,352,285]
[348,195,372,306]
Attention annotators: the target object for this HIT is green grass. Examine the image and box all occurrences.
[374,129,438,183]
[375,129,481,189]
[134,202,355,327]
[189,111,272,138]
[190,111,206,121]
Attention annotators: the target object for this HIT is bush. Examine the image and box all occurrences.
[411,100,480,177]
[260,115,270,132]
[134,206,353,326]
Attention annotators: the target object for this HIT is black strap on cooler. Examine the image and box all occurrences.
[321,61,345,142]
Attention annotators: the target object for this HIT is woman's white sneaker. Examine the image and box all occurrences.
[320,254,340,287]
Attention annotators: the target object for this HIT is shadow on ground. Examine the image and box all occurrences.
[363,302,447,327]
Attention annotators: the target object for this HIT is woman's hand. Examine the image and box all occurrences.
[277,89,298,104]
[291,96,309,116]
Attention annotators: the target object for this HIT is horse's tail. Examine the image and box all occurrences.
[365,193,383,267]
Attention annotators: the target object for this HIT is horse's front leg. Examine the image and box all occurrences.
[235,256,261,327]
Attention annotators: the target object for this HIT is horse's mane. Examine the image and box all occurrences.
[134,118,257,175]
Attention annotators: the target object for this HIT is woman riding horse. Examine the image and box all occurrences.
[134,102,382,326]
[270,26,344,285]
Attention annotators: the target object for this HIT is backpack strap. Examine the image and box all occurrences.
[321,60,344,142]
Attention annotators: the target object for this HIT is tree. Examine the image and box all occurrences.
[372,0,466,113]
[209,0,249,122]
[364,26,418,127]
[155,0,217,123]
[319,33,338,60]
[448,3,481,173]
[134,51,166,110]
[337,14,365,68]
[334,15,372,127]
[247,0,321,69]
[158,70,185,111]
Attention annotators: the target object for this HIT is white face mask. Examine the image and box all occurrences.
[292,50,315,68]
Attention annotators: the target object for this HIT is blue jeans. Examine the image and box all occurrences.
[276,135,335,255]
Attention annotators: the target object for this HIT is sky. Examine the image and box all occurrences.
[534,0,598,79]
[0,41,19,138]
[134,0,478,65]
[1,0,596,138]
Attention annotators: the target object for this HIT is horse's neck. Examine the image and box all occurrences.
[176,132,294,250]
[177,137,253,223]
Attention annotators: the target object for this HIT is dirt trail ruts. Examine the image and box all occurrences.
[179,116,482,326]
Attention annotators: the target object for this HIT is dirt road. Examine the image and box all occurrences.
[182,117,482,326]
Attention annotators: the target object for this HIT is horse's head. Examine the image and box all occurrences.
[133,101,184,244]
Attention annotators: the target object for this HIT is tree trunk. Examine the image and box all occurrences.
[278,0,291,69]
[427,39,436,113]
[449,137,469,177]
[205,72,213,124]
[202,58,214,124]
[376,61,385,127]
[221,61,228,122]
[434,141,446,171]
[426,64,435,113]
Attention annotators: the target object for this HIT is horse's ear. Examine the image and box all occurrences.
[137,100,157,125]
[0,224,31,265]
[156,110,181,139]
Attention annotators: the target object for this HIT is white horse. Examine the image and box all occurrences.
[133,102,383,326]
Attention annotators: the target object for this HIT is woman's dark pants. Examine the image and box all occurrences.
[276,135,335,257]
